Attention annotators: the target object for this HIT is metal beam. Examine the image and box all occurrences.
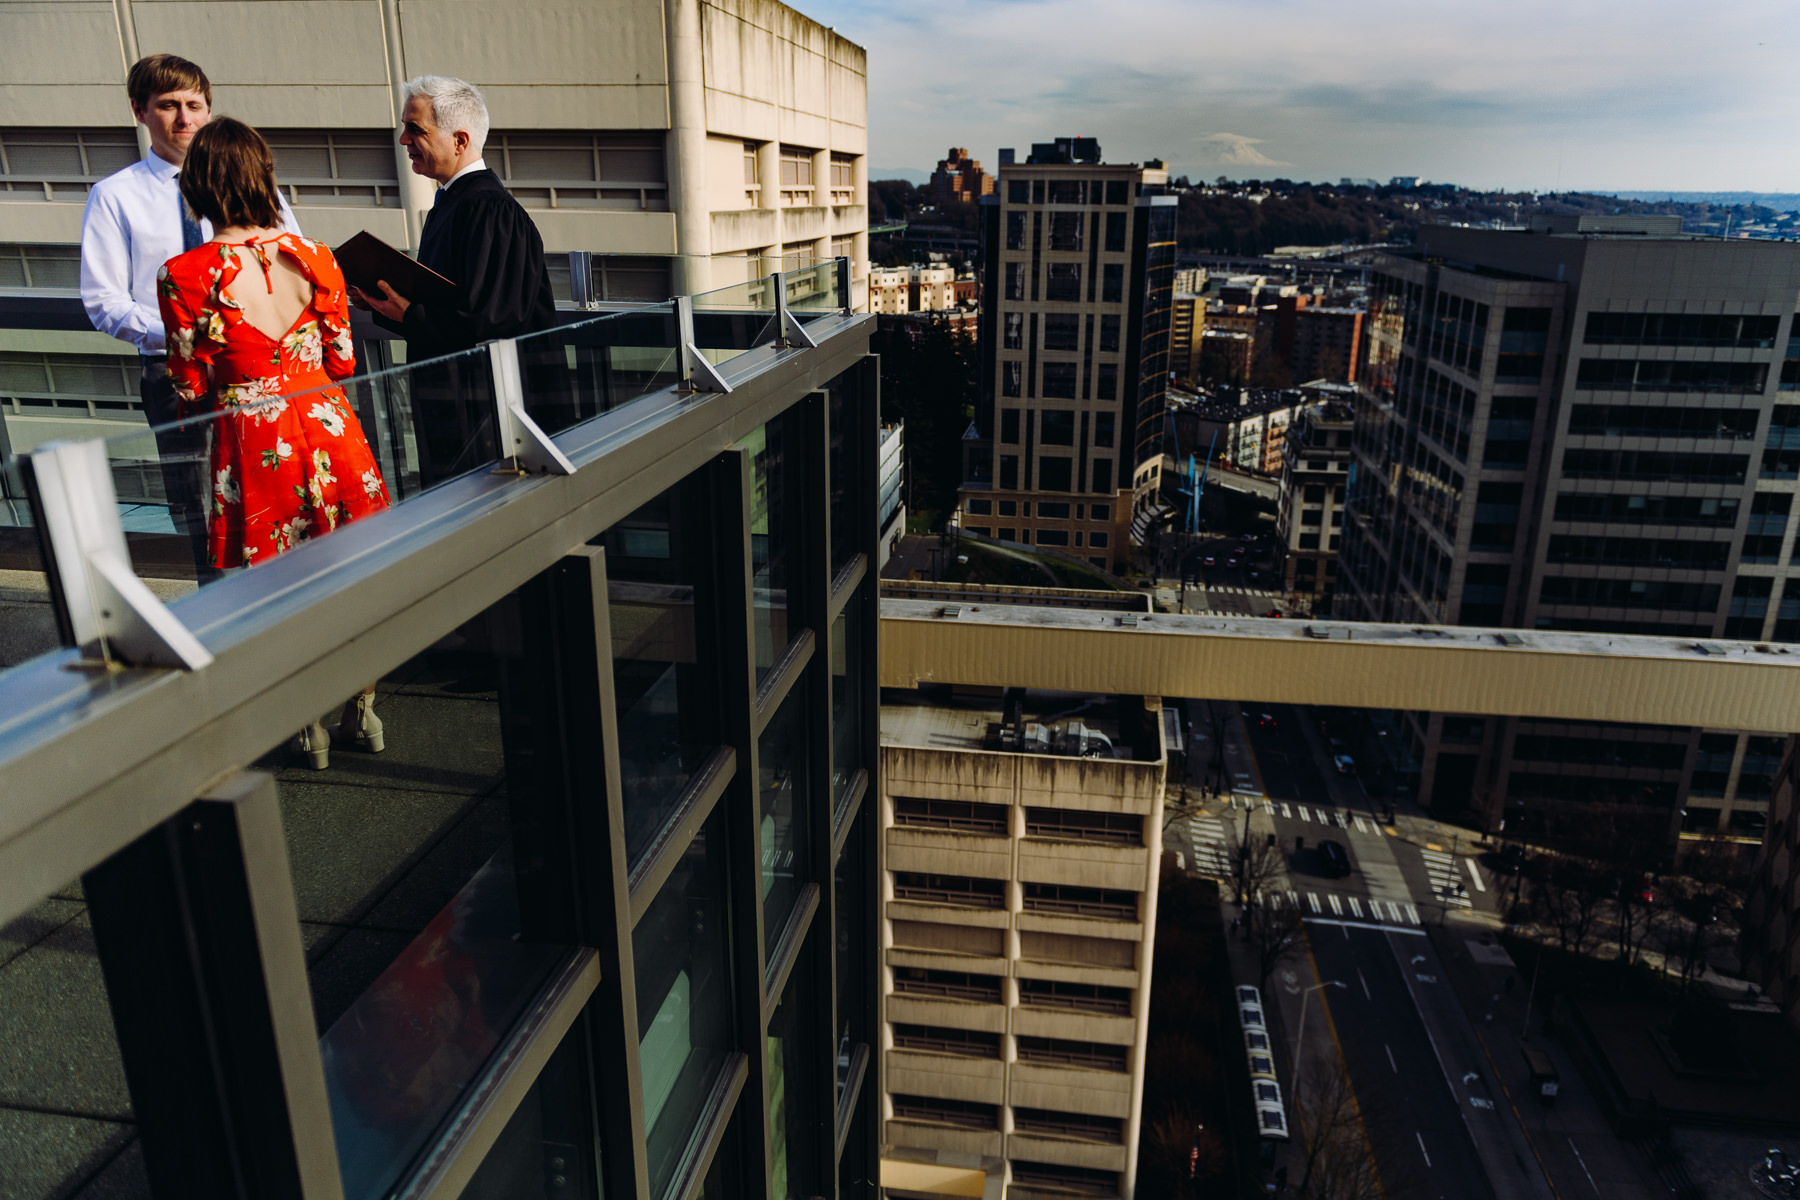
[879,601,1800,733]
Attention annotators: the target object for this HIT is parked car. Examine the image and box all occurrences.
[1258,712,1278,727]
[1333,754,1355,774]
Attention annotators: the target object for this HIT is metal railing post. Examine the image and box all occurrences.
[487,338,575,476]
[675,293,733,394]
[567,249,596,309]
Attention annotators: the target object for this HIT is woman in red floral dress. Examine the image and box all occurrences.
[159,117,390,766]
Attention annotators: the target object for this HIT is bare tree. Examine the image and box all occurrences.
[1532,859,1606,955]
[1291,1058,1383,1200]
[1234,831,1289,908]
[1251,899,1307,991]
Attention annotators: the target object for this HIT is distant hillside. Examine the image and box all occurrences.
[1606,191,1800,212]
[872,167,930,185]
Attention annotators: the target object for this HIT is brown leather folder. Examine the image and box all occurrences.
[334,231,457,307]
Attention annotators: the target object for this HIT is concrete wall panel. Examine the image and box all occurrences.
[397,0,667,86]
[525,209,677,255]
[0,203,87,244]
[133,2,390,85]
[0,3,126,89]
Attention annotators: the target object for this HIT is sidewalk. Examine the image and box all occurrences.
[1428,918,1666,1200]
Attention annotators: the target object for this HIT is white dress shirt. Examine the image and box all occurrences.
[79,151,301,355]
[440,157,489,194]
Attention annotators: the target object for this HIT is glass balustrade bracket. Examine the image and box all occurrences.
[487,338,577,476]
[24,437,213,670]
[774,271,820,351]
[674,295,733,395]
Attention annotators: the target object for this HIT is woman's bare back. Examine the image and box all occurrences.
[219,235,314,342]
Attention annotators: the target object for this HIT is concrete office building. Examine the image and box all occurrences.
[1169,292,1205,382]
[0,0,871,450]
[1336,216,1800,844]
[929,147,994,206]
[959,137,1178,574]
[1276,397,1353,606]
[880,689,1166,1199]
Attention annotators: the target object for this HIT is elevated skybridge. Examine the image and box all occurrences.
[880,599,1800,734]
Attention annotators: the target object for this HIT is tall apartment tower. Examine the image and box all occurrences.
[1338,216,1800,844]
[959,139,1177,574]
[879,689,1166,1199]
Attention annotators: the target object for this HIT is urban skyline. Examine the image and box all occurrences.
[810,0,1800,193]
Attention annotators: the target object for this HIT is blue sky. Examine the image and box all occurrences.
[805,0,1800,192]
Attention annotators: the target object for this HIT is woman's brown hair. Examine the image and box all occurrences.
[178,117,282,231]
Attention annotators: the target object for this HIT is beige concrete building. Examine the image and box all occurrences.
[913,263,957,312]
[0,0,869,305]
[1747,750,1800,1033]
[880,689,1166,1199]
[870,266,912,314]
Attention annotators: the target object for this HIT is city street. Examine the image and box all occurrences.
[1172,698,1652,1200]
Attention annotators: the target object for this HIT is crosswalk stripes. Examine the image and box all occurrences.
[1187,816,1233,878]
[1352,815,1369,833]
[1266,888,1424,926]
[1421,849,1473,908]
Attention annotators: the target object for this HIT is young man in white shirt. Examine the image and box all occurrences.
[79,54,298,579]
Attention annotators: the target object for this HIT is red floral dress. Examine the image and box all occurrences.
[157,234,390,568]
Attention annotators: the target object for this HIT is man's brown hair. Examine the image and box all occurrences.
[179,118,282,231]
[127,53,211,111]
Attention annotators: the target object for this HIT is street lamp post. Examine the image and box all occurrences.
[1285,979,1346,1102]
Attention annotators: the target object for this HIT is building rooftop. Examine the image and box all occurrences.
[881,688,1159,760]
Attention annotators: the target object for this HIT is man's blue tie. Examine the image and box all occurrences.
[178,181,203,252]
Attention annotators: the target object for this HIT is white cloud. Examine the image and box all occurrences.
[803,0,1800,190]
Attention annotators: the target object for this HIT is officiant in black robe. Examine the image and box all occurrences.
[352,76,558,488]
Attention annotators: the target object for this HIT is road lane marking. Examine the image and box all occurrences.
[1405,904,1420,924]
[1465,857,1487,892]
[1328,894,1342,915]
[1302,917,1427,936]
[1353,816,1369,832]
[1347,896,1363,917]
[1386,1044,1398,1072]
[1288,889,1299,907]
[1358,968,1371,999]
[1299,805,1312,822]
[1281,803,1292,818]
[1416,1132,1431,1167]
[1308,892,1322,913]
[1569,1137,1600,1195]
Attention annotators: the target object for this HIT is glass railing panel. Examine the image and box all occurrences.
[78,343,497,600]
[786,260,842,312]
[691,272,779,361]
[512,303,680,439]
[0,455,60,671]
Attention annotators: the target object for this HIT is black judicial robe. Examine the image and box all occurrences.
[377,169,558,485]
[385,168,556,358]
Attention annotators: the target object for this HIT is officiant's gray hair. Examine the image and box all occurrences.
[404,75,489,153]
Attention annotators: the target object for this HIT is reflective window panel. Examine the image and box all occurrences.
[746,409,802,685]
[634,804,735,1200]
[759,682,811,961]
[767,941,818,1200]
[599,477,724,869]
[829,605,861,815]
[459,1014,602,1200]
